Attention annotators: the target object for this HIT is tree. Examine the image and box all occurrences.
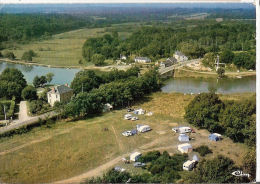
[0,51,3,58]
[183,155,237,183]
[92,54,105,66]
[33,75,47,88]
[21,50,36,62]
[22,85,38,101]
[185,93,224,132]
[3,51,15,60]
[46,73,54,83]
[242,148,256,181]
[217,67,225,78]
[220,49,234,64]
[0,68,27,100]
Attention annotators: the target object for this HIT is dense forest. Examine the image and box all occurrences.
[82,22,255,68]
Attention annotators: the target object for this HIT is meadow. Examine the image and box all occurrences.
[2,24,134,68]
[0,92,252,183]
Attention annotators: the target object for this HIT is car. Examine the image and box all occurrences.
[131,117,139,121]
[124,114,132,120]
[122,131,132,137]
[114,166,126,172]
[133,162,146,167]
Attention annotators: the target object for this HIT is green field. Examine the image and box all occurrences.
[2,24,134,68]
[0,92,251,183]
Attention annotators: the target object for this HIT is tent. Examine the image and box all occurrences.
[137,125,151,133]
[192,154,199,162]
[178,134,190,142]
[209,133,221,141]
[178,143,192,154]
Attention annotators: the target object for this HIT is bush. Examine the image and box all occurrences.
[22,85,38,101]
[28,99,51,115]
[0,100,16,120]
[193,145,212,156]
[21,50,36,61]
[3,51,15,60]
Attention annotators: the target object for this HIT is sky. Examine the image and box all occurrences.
[0,0,255,4]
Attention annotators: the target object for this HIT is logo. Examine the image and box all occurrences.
[232,170,250,178]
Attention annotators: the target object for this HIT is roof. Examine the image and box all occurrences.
[48,85,73,94]
[135,57,151,61]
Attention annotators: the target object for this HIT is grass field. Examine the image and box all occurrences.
[0,92,252,183]
[2,24,133,68]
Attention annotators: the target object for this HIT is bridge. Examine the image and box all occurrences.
[158,59,201,75]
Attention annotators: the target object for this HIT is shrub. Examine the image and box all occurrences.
[3,51,15,60]
[194,145,213,156]
[22,85,38,101]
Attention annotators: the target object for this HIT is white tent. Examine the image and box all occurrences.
[178,143,192,154]
[137,125,151,133]
[178,134,190,142]
[130,152,142,162]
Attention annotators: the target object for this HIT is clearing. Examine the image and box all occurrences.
[0,92,252,183]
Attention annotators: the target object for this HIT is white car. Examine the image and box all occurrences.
[131,117,139,121]
[124,114,132,120]
[122,131,132,137]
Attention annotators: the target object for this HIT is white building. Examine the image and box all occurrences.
[183,160,196,171]
[47,84,73,106]
[130,152,142,162]
[174,51,188,62]
[178,143,193,154]
[134,57,151,63]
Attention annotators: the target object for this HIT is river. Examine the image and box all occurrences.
[0,60,256,94]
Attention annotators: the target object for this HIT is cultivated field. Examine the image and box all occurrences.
[2,24,133,67]
[0,92,252,183]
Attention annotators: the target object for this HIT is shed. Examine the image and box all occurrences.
[130,152,142,162]
[178,143,192,154]
[183,160,196,171]
[178,134,190,142]
[209,133,222,141]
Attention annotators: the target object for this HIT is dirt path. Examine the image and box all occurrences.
[111,125,124,152]
[18,101,31,122]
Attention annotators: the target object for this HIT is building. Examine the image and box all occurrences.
[209,133,222,141]
[178,134,190,142]
[47,84,73,106]
[183,160,196,171]
[130,152,142,162]
[160,57,177,68]
[134,57,151,63]
[174,51,188,62]
[136,124,151,133]
[178,143,193,154]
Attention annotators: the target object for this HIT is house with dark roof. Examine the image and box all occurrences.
[160,57,177,68]
[174,51,188,62]
[134,57,151,63]
[47,84,73,106]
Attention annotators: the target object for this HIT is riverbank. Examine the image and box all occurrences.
[174,67,256,79]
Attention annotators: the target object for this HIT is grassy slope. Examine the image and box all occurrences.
[0,92,253,183]
[3,25,132,67]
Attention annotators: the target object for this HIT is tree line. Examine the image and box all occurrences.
[185,93,256,146]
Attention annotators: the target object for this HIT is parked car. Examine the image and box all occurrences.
[131,117,139,121]
[114,166,126,172]
[122,131,132,137]
[133,162,146,167]
[124,114,132,120]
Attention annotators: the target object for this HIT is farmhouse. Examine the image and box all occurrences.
[160,57,177,68]
[178,143,193,153]
[134,57,151,63]
[47,84,73,106]
[174,51,188,62]
[130,152,142,162]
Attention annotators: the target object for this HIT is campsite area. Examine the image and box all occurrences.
[0,92,251,183]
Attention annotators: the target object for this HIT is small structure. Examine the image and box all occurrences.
[120,54,127,60]
[137,124,151,133]
[133,109,145,115]
[130,152,142,162]
[183,160,196,171]
[160,57,177,68]
[172,126,192,134]
[134,57,151,63]
[47,84,73,106]
[174,51,188,62]
[178,134,190,142]
[209,133,222,141]
[103,103,113,112]
[178,143,193,154]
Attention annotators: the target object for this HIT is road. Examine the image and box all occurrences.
[0,101,57,135]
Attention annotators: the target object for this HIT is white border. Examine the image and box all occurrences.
[256,0,259,182]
